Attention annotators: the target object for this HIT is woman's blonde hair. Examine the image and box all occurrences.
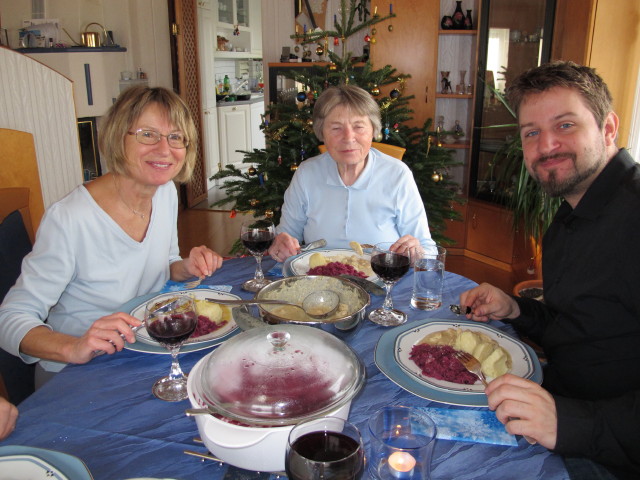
[99,86,198,183]
[312,85,381,141]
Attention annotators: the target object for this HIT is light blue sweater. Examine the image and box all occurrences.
[0,182,181,372]
[277,148,436,249]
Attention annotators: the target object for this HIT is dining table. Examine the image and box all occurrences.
[0,255,569,479]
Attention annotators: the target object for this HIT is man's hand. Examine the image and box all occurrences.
[486,373,558,449]
[459,282,521,322]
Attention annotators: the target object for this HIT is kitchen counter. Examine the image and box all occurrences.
[217,93,264,107]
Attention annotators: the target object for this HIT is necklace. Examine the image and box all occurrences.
[113,176,148,220]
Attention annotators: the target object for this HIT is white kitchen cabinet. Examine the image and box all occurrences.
[250,100,265,150]
[26,51,126,118]
[217,103,251,171]
[198,4,220,188]
[215,0,262,58]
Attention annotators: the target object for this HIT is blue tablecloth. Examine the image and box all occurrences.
[0,257,569,479]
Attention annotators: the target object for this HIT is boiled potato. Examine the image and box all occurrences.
[309,252,329,268]
[195,299,223,322]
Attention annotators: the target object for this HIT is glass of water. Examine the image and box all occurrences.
[410,246,446,311]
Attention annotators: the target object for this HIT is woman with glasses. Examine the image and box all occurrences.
[0,86,223,385]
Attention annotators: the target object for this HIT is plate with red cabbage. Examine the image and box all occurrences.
[375,318,542,407]
[124,289,240,354]
[285,248,376,281]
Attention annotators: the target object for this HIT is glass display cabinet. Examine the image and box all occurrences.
[469,0,556,203]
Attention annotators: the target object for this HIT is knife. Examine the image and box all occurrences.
[339,274,385,296]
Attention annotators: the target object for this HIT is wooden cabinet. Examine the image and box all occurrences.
[370,0,439,129]
[552,0,640,148]
[25,50,126,118]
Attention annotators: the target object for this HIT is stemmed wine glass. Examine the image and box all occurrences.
[285,417,365,480]
[241,219,276,292]
[144,294,198,402]
[369,242,412,326]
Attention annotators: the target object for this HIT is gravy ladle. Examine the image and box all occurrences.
[209,289,340,319]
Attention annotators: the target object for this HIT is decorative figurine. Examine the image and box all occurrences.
[440,71,453,94]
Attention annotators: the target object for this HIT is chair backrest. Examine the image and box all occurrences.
[0,187,36,404]
[0,129,45,236]
[317,141,406,160]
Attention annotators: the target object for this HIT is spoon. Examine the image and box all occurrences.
[208,289,340,319]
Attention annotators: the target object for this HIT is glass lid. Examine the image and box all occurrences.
[198,324,365,426]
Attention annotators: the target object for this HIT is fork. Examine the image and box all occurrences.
[454,351,488,387]
[455,351,537,444]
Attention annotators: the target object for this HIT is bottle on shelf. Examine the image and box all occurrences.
[452,1,465,29]
[464,10,473,29]
[223,74,231,93]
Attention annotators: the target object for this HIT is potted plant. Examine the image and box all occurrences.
[484,85,562,280]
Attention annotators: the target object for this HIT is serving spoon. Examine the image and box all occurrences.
[209,289,340,320]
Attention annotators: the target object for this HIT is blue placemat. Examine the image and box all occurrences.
[417,407,517,446]
[161,281,233,293]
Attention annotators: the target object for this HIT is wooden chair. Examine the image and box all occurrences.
[0,129,45,238]
[317,141,406,160]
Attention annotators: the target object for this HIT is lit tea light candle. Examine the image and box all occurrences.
[388,451,416,478]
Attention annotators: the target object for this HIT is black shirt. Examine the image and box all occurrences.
[511,149,640,479]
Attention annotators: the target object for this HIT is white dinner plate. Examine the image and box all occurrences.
[0,454,68,480]
[0,446,91,480]
[125,289,240,354]
[286,248,376,281]
[375,318,543,407]
[395,321,538,395]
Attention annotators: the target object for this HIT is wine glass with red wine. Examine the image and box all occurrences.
[241,219,275,292]
[144,294,198,401]
[369,242,412,326]
[285,417,365,480]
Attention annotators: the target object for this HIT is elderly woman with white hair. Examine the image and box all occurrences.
[269,84,435,262]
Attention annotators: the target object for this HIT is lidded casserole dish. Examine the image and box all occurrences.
[197,323,365,426]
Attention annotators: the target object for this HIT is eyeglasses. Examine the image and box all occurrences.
[127,129,189,149]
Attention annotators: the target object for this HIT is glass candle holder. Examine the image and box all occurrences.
[368,406,437,480]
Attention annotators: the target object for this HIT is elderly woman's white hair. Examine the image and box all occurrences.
[312,84,382,141]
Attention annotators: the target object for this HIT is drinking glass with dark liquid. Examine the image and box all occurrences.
[368,242,411,326]
[144,294,197,401]
[285,417,365,480]
[240,219,275,292]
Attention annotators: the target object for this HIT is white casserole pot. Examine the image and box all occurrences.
[186,324,365,472]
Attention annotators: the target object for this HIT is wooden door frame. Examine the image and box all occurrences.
[168,0,208,208]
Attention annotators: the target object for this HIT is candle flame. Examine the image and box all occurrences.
[388,451,416,472]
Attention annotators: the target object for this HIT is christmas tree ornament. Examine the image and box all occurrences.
[371,84,380,96]
[291,163,298,171]
[296,91,308,102]
[383,123,390,140]
[393,123,400,132]
[248,166,257,175]
[265,209,274,219]
[230,209,237,218]
[315,44,324,56]
[307,118,314,126]
[364,34,371,42]
[374,133,383,142]
[370,36,377,44]
[371,28,377,35]
[390,88,400,99]
[432,171,441,182]
[334,37,339,46]
[258,173,265,186]
[278,155,282,165]
[249,199,259,207]
[306,91,314,101]
[388,24,394,32]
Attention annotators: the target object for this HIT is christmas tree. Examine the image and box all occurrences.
[211,0,463,253]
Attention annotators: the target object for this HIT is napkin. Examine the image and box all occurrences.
[266,263,284,277]
[416,407,517,446]
[161,281,233,293]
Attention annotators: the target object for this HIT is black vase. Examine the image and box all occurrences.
[452,1,465,29]
[464,10,473,29]
[441,15,454,30]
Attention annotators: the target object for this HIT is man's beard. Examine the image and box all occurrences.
[530,147,606,198]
